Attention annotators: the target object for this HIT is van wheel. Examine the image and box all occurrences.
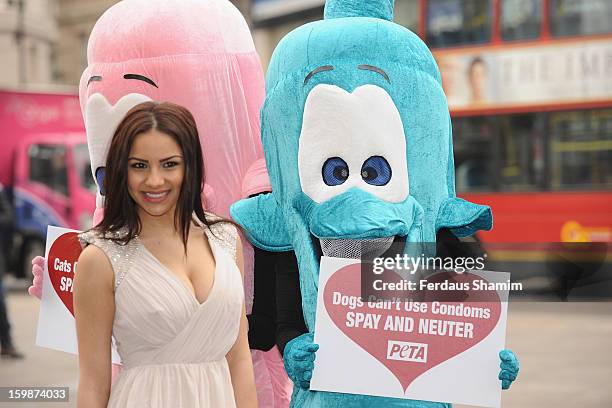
[20,239,45,281]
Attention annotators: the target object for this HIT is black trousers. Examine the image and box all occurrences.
[0,252,13,349]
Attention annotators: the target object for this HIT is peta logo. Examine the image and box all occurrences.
[386,341,428,363]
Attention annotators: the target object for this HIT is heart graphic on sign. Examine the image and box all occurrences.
[47,232,82,316]
[323,264,501,392]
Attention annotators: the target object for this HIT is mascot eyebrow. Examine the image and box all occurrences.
[304,65,334,85]
[123,73,159,88]
[303,64,390,86]
[358,64,390,83]
[87,75,102,86]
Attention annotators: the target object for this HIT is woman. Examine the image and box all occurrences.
[74,101,256,407]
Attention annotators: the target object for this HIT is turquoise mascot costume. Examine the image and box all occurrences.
[232,0,519,406]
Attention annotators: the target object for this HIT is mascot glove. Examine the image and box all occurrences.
[499,349,519,390]
[28,256,45,299]
[283,332,319,390]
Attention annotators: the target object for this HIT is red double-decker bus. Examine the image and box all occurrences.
[395,0,612,252]
[253,0,612,255]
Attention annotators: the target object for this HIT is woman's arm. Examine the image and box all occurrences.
[226,235,257,408]
[73,245,115,408]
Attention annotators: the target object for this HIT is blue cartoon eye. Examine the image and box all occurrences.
[361,156,391,186]
[95,167,106,195]
[322,157,349,186]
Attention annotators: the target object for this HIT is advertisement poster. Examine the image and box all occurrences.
[36,226,120,363]
[435,38,612,110]
[311,257,509,408]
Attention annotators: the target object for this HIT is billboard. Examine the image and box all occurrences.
[434,38,612,110]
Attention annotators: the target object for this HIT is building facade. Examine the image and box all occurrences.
[54,0,116,86]
[0,0,58,87]
[1,0,254,88]
[250,0,419,69]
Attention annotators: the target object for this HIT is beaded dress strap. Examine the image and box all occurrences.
[196,213,238,262]
[78,230,138,290]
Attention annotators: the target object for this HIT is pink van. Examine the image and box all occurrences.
[0,89,95,277]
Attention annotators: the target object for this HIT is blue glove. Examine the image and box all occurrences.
[284,332,320,390]
[499,349,519,390]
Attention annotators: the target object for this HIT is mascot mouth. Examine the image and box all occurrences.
[306,189,424,263]
[313,234,405,261]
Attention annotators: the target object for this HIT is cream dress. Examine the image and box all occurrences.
[78,218,243,408]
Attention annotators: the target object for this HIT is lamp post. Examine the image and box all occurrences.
[7,0,26,85]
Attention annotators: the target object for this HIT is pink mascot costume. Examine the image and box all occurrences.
[30,0,291,406]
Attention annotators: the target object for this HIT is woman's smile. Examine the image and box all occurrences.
[142,190,171,203]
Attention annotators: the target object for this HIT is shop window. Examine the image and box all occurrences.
[501,0,542,41]
[426,0,492,48]
[550,0,612,37]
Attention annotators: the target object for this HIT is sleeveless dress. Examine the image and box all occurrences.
[78,218,243,408]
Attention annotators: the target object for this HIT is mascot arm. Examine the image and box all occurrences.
[231,194,293,252]
[29,256,45,299]
[436,197,492,238]
[499,349,520,389]
[283,332,319,390]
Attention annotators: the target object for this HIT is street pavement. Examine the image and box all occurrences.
[0,291,611,407]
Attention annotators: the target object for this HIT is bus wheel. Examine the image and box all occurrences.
[20,239,45,281]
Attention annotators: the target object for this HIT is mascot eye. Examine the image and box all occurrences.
[360,156,391,186]
[95,167,106,195]
[322,157,349,186]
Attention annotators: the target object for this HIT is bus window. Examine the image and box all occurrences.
[498,114,546,191]
[395,0,419,32]
[550,109,612,190]
[426,0,492,48]
[501,0,542,41]
[550,0,612,37]
[453,116,497,192]
[28,144,69,196]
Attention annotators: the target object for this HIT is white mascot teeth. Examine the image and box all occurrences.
[85,93,152,207]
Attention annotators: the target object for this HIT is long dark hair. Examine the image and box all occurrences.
[94,101,210,249]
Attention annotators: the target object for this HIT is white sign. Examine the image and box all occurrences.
[311,257,509,408]
[36,226,120,363]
